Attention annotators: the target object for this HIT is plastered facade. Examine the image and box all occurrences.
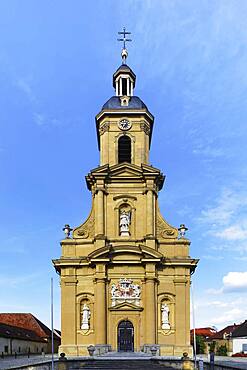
[53,62,198,357]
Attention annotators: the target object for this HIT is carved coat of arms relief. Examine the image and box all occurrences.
[111,278,141,307]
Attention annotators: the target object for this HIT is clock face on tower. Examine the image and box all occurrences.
[118,119,132,131]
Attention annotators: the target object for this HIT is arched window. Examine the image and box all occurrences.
[122,78,127,95]
[118,136,131,163]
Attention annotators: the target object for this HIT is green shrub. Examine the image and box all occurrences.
[216,344,227,356]
[196,335,206,354]
[209,341,216,353]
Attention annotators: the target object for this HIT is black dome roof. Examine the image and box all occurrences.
[102,96,147,110]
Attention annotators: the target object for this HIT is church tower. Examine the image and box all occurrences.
[53,31,198,357]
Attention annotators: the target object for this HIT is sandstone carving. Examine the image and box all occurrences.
[73,207,95,239]
[156,209,178,239]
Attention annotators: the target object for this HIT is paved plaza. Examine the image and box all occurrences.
[0,354,58,369]
[1,353,247,370]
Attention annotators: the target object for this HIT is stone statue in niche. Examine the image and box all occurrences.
[120,210,131,236]
[161,303,171,330]
[81,303,91,330]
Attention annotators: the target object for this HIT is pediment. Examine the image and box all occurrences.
[109,302,143,311]
[109,163,144,178]
[88,163,164,178]
[86,163,164,190]
[88,244,163,262]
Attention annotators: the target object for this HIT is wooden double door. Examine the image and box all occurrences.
[117,320,134,352]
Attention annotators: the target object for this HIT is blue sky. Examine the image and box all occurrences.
[0,0,247,331]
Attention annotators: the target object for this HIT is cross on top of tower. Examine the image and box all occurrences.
[117,27,132,64]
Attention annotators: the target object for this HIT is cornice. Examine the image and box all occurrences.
[96,109,154,123]
[85,163,165,191]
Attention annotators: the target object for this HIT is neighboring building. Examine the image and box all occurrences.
[53,35,198,356]
[206,324,239,356]
[190,327,217,354]
[0,322,46,355]
[190,327,217,341]
[232,320,247,354]
[0,313,60,354]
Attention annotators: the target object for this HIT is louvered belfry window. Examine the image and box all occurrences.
[118,136,131,163]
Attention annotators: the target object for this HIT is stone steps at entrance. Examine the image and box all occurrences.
[71,359,175,370]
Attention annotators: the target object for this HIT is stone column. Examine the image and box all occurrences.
[127,78,130,96]
[95,278,107,344]
[96,189,104,237]
[119,78,122,96]
[145,278,156,344]
[146,190,153,236]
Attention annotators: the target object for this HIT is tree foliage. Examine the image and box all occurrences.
[209,341,216,353]
[216,344,227,356]
[195,335,206,354]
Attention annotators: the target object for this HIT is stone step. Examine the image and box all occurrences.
[71,360,175,370]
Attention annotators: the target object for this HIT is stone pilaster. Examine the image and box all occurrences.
[146,190,154,236]
[61,276,77,346]
[95,188,104,237]
[174,277,188,346]
[94,277,107,344]
[145,277,156,344]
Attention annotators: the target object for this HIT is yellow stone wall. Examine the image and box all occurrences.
[53,106,198,357]
[99,115,150,166]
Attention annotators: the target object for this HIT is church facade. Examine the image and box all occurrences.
[53,46,198,357]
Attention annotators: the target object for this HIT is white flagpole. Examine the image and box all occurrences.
[191,279,197,369]
[51,277,54,370]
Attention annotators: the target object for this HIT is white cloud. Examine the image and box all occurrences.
[15,78,61,128]
[193,292,247,329]
[0,273,40,288]
[15,78,36,103]
[203,255,224,261]
[214,224,247,241]
[33,113,45,126]
[234,256,247,261]
[194,271,247,328]
[198,187,247,254]
[211,307,244,326]
[200,188,247,226]
[205,288,223,295]
[192,145,225,158]
[33,113,61,127]
[223,271,247,292]
[205,271,247,295]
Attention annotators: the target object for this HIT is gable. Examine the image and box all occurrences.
[88,244,163,262]
[109,302,143,311]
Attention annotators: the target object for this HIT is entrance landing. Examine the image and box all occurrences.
[99,351,152,359]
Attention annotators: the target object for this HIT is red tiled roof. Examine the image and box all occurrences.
[0,322,46,342]
[190,327,217,338]
[209,324,240,340]
[0,313,59,341]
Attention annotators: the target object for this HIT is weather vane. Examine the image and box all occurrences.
[117,27,132,64]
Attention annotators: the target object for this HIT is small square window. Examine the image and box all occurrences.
[4,345,8,353]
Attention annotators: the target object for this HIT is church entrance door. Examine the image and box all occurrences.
[118,320,134,352]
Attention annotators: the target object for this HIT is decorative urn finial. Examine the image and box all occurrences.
[63,224,73,239]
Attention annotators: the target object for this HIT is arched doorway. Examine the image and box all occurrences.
[117,320,134,352]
